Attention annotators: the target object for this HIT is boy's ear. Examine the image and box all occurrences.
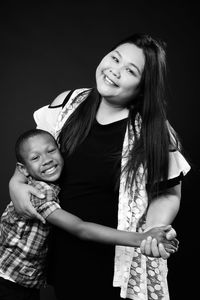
[16,162,29,177]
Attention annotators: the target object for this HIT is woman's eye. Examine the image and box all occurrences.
[112,56,119,63]
[126,68,135,75]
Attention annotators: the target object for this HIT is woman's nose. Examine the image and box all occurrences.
[109,68,120,79]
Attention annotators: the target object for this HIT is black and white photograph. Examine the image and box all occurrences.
[0,2,198,300]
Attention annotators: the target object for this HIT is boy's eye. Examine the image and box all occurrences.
[31,156,39,161]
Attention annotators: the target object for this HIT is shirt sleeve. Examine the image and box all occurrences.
[168,150,191,179]
[37,201,61,219]
[33,88,89,135]
[30,186,61,219]
[151,151,191,193]
[166,120,191,182]
[33,105,62,135]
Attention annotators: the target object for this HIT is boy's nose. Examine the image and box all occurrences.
[42,158,53,166]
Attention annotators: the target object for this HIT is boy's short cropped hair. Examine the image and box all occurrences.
[15,129,56,164]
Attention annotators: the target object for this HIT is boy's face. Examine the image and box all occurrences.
[20,134,64,182]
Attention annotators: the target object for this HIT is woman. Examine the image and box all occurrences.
[9,34,190,300]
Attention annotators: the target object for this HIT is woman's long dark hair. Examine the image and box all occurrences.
[58,33,180,199]
[58,88,100,155]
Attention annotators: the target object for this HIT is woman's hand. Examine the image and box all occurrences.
[9,168,46,223]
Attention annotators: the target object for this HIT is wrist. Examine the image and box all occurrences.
[133,232,145,247]
[144,223,168,232]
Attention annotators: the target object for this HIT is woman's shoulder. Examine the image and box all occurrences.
[50,88,91,107]
[50,90,71,107]
[33,88,91,134]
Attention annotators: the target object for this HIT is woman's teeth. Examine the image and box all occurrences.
[104,75,117,86]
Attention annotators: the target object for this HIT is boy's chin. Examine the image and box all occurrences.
[36,173,61,183]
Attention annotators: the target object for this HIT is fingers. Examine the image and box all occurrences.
[166,228,177,240]
[140,238,175,259]
[173,238,179,248]
[28,186,45,199]
[140,236,152,256]
[33,212,46,224]
[140,232,179,259]
[163,238,179,253]
[151,238,160,257]
[140,239,146,255]
[140,237,160,257]
[162,243,177,253]
[165,247,176,254]
[145,236,152,255]
[22,203,46,224]
[158,243,170,259]
[28,207,46,224]
[166,240,179,250]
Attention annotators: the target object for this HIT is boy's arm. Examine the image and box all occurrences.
[46,208,141,247]
[46,208,176,250]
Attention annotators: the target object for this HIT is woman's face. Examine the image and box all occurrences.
[95,43,145,107]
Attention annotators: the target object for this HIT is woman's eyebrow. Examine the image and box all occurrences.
[114,50,141,75]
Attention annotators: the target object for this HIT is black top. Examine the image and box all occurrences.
[46,117,127,299]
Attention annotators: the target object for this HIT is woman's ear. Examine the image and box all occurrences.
[16,162,29,177]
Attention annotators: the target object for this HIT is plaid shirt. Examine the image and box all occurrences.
[0,179,60,289]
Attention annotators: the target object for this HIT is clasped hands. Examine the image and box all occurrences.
[140,226,179,259]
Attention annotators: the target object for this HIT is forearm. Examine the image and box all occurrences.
[47,208,143,247]
[145,184,181,230]
[77,223,143,247]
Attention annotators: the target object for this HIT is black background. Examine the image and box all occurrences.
[0,1,199,299]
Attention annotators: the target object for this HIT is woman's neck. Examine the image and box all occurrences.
[96,97,129,125]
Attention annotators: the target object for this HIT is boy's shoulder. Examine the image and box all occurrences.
[28,178,60,198]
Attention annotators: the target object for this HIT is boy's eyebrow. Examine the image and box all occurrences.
[114,50,141,75]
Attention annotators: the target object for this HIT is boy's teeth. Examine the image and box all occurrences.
[44,167,56,174]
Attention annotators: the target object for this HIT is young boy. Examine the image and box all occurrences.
[0,129,176,300]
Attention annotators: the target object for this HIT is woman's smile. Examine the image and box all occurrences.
[103,74,119,87]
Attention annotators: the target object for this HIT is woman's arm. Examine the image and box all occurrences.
[145,184,181,228]
[47,208,178,250]
[140,183,181,258]
[9,167,46,223]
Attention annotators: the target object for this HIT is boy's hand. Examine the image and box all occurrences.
[143,225,172,244]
